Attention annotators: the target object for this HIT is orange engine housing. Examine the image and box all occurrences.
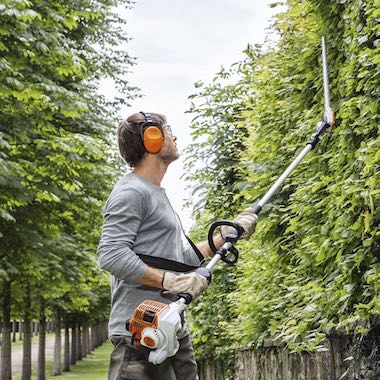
[127,300,168,347]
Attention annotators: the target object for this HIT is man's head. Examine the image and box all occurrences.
[117,112,179,167]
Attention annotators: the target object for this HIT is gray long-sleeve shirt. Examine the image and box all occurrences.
[97,172,201,338]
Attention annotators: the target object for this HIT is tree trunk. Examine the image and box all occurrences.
[86,324,91,355]
[77,324,82,361]
[12,319,17,342]
[63,321,70,372]
[19,320,23,340]
[95,322,100,348]
[70,324,77,365]
[37,298,46,380]
[103,321,108,343]
[82,323,87,358]
[83,324,88,355]
[91,323,96,350]
[92,324,96,350]
[53,309,62,375]
[1,280,12,380]
[21,283,32,380]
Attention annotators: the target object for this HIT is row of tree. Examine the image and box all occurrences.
[1,319,108,378]
[185,0,379,376]
[0,0,135,379]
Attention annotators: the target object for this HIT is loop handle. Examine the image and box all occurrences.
[207,220,243,265]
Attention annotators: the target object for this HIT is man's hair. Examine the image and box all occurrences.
[117,112,167,167]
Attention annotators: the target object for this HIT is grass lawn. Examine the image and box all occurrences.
[46,342,111,380]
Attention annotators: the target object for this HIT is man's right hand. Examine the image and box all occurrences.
[162,271,209,299]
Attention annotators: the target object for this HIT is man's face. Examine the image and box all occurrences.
[158,125,179,164]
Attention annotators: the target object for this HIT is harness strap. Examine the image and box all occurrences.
[175,212,205,265]
[184,234,205,264]
[137,253,201,273]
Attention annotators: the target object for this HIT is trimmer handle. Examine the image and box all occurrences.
[177,220,243,304]
[219,246,239,265]
[208,220,244,265]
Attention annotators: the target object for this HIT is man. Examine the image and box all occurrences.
[97,112,257,380]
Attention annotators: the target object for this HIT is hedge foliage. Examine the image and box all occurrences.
[185,0,379,362]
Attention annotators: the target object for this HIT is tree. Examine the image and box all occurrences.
[0,0,137,378]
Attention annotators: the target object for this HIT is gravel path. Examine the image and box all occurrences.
[0,334,61,376]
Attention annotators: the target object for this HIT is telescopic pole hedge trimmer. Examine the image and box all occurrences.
[126,37,336,365]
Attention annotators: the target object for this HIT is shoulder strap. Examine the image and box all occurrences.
[184,234,205,264]
[136,253,200,273]
[175,212,205,265]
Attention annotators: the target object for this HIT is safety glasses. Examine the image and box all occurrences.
[163,125,173,135]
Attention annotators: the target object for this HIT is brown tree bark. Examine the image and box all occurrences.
[63,320,70,372]
[82,323,87,358]
[0,280,12,380]
[86,324,91,355]
[12,319,17,342]
[91,323,96,349]
[95,322,100,347]
[77,323,82,361]
[90,323,96,351]
[37,298,46,380]
[103,321,108,343]
[21,283,32,380]
[70,324,77,365]
[19,320,23,340]
[53,309,62,375]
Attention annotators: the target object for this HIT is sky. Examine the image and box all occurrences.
[103,0,280,229]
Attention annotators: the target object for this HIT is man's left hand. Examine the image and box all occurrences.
[221,207,258,240]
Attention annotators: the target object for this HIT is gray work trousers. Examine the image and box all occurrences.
[108,335,199,380]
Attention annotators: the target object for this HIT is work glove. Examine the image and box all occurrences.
[162,271,209,299]
[221,206,258,240]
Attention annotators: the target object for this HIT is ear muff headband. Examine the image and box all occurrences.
[140,112,164,154]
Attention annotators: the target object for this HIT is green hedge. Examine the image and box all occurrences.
[186,0,379,363]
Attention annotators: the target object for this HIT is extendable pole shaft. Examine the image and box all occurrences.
[250,121,328,216]
[255,144,312,210]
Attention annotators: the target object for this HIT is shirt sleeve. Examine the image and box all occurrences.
[97,188,148,283]
[182,245,203,266]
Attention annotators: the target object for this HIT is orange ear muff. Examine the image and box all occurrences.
[143,126,164,154]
